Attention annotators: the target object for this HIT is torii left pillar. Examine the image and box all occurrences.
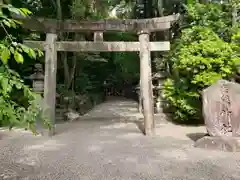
[138,29,155,136]
[44,33,58,136]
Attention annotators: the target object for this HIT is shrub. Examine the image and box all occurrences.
[0,4,50,133]
[163,26,240,123]
[162,2,240,124]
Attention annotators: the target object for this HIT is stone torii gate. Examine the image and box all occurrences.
[20,15,178,136]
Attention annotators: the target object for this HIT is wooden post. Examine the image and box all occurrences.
[44,33,58,136]
[138,80,143,113]
[138,29,155,136]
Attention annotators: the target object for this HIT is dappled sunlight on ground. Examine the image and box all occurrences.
[24,139,65,151]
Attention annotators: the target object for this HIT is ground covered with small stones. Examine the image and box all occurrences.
[0,98,240,180]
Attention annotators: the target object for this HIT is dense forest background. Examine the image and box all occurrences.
[0,0,239,132]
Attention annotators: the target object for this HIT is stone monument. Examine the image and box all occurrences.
[195,79,240,152]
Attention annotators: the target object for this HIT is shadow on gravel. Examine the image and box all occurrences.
[186,133,207,142]
[133,121,144,135]
[0,133,5,140]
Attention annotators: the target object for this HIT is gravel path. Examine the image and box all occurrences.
[0,98,240,180]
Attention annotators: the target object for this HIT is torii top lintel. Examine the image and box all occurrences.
[17,14,179,33]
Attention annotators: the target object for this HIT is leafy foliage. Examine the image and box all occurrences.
[186,3,232,41]
[232,29,240,71]
[163,3,240,123]
[0,4,49,133]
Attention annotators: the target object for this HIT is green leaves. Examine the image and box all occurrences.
[162,3,240,123]
[14,51,24,63]
[20,44,38,59]
[0,4,47,133]
[0,4,41,65]
[186,3,232,41]
[0,4,32,31]
[19,8,32,16]
[0,77,8,96]
[28,49,36,59]
[1,4,31,17]
[0,42,40,64]
[1,47,11,64]
[0,65,50,133]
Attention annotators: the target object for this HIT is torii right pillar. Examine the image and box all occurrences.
[138,29,155,136]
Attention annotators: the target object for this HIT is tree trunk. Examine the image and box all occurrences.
[56,0,62,20]
[157,0,164,17]
[66,33,79,89]
[56,0,71,89]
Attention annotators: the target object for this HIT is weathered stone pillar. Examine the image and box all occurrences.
[137,81,143,113]
[138,29,155,136]
[44,33,58,136]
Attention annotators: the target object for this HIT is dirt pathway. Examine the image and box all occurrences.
[0,98,239,180]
